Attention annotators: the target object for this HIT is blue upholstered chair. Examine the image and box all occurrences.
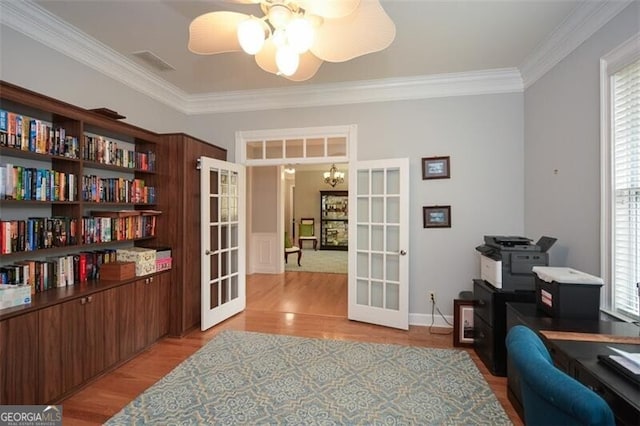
[506,325,615,426]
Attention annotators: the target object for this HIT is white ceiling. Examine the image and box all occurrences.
[30,0,581,94]
[1,1,630,113]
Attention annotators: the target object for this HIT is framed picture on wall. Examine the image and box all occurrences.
[423,205,451,228]
[454,299,474,347]
[422,156,450,179]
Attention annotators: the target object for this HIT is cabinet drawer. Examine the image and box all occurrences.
[473,314,495,370]
[474,280,494,326]
[547,342,572,374]
[574,363,638,426]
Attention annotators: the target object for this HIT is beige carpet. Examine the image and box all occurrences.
[285,248,348,274]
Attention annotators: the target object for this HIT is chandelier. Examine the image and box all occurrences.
[188,0,396,81]
[323,164,345,187]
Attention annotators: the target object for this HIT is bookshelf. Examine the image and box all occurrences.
[0,81,169,404]
[0,81,159,283]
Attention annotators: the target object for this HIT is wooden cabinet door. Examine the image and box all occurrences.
[38,304,64,403]
[0,312,38,404]
[83,289,118,381]
[157,272,170,339]
[145,272,171,344]
[144,276,159,346]
[134,278,149,351]
[61,298,84,392]
[118,282,138,360]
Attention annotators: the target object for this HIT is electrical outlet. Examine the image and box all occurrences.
[429,292,436,303]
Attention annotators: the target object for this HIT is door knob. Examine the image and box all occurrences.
[205,249,212,255]
[400,250,407,255]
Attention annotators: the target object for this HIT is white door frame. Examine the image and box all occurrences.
[236,125,357,275]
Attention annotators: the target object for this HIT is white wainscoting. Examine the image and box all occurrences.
[249,232,281,274]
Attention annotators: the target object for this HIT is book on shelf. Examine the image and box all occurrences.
[0,109,79,157]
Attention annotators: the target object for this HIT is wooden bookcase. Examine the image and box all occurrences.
[156,133,227,336]
[0,81,172,404]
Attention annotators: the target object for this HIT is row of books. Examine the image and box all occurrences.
[81,175,155,204]
[0,110,80,158]
[1,212,159,254]
[0,249,118,291]
[1,217,78,254]
[82,213,158,244]
[0,164,155,204]
[84,135,155,171]
[0,164,77,201]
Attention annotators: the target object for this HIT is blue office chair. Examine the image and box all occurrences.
[506,325,615,426]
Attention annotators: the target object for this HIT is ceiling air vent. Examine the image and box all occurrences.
[131,50,175,72]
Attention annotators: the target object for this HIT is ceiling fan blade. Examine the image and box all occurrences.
[255,39,323,81]
[285,52,323,81]
[310,0,395,62]
[255,37,279,74]
[297,0,360,19]
[188,11,248,55]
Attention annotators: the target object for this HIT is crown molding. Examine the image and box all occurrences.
[186,68,523,114]
[519,0,633,89]
[0,0,190,112]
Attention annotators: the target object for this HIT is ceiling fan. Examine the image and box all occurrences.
[188,0,396,81]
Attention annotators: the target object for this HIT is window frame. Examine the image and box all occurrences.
[600,33,640,321]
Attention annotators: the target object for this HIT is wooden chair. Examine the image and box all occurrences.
[298,218,318,250]
[284,232,302,266]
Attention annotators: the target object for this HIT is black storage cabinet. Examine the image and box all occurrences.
[473,279,535,376]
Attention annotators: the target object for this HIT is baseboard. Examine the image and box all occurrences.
[410,312,454,328]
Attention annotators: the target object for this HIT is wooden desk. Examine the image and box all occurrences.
[506,302,640,426]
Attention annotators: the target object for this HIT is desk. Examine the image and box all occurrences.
[506,302,640,426]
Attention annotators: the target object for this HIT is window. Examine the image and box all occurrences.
[601,35,640,321]
[236,125,354,166]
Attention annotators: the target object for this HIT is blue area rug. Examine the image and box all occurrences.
[106,331,511,425]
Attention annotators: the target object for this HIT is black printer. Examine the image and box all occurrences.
[475,235,556,291]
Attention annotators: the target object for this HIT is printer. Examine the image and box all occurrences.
[476,235,557,291]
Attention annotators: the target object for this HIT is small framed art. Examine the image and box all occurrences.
[453,299,474,347]
[422,156,450,180]
[423,205,451,228]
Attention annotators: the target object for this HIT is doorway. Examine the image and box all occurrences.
[237,125,355,276]
[236,126,410,330]
[284,163,349,274]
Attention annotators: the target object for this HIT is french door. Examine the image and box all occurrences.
[349,158,409,329]
[200,157,246,330]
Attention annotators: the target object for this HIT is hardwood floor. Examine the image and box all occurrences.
[61,272,522,425]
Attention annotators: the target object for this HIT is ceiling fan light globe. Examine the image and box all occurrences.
[237,17,266,54]
[276,45,299,76]
[272,28,287,48]
[268,4,292,29]
[287,17,314,53]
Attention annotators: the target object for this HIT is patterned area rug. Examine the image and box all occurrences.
[106,331,511,425]
[285,248,348,274]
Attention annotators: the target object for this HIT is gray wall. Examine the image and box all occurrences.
[0,26,187,135]
[186,95,526,316]
[523,2,639,275]
[2,22,525,319]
